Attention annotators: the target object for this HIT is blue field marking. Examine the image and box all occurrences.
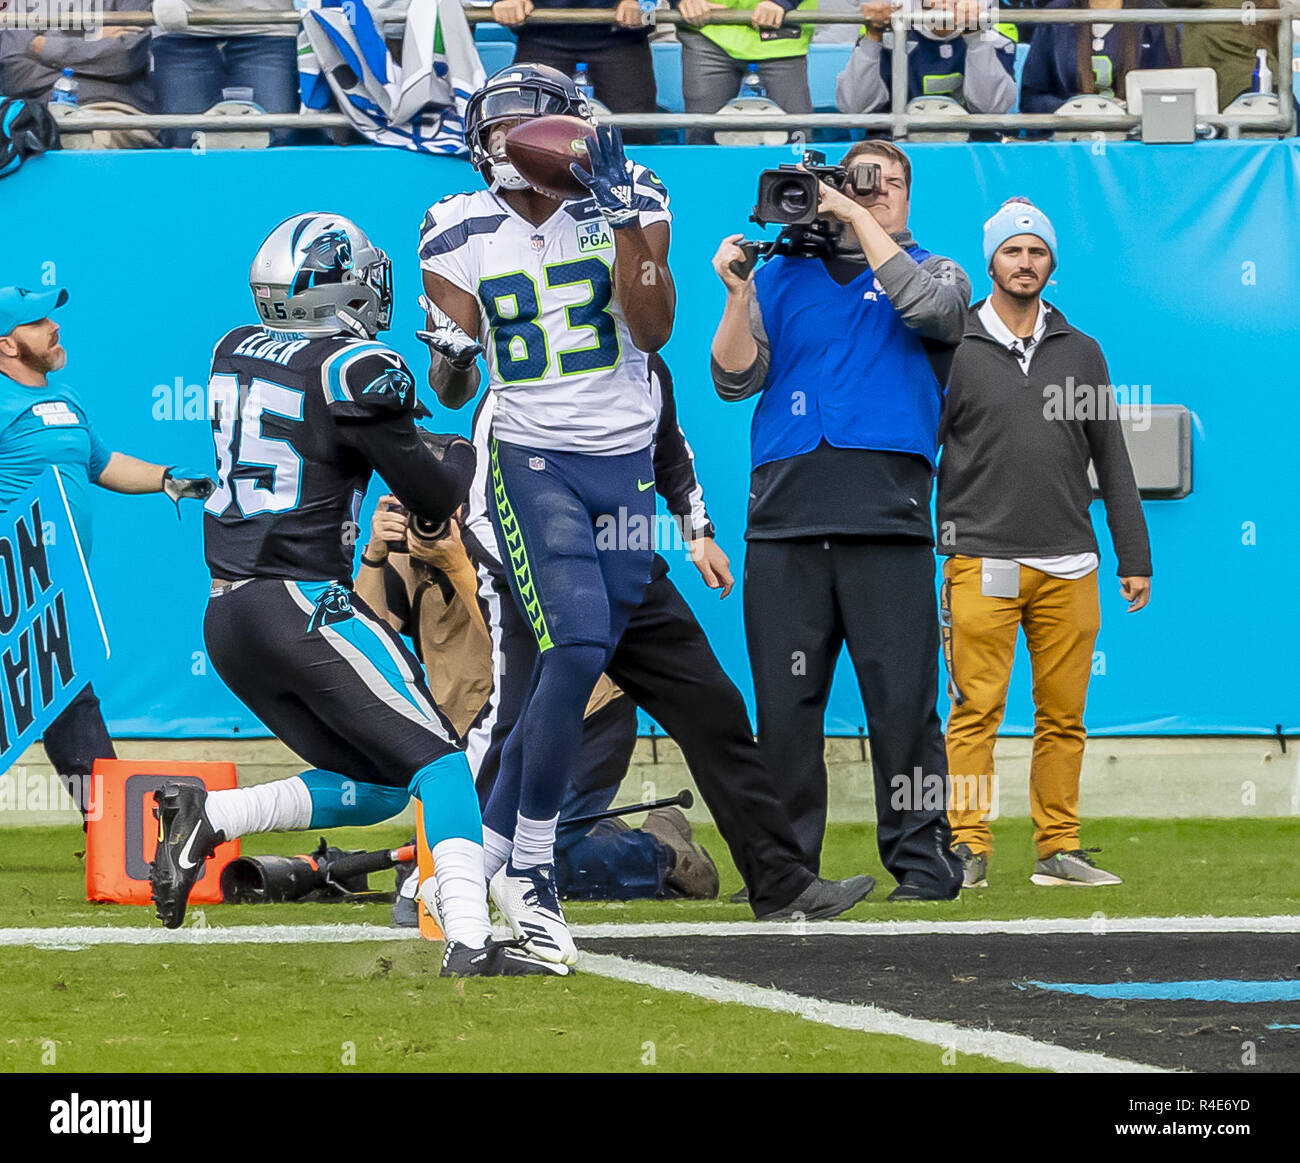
[1018,979,1300,1003]
[1266,1023,1300,1030]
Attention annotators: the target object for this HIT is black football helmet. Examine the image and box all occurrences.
[464,63,593,191]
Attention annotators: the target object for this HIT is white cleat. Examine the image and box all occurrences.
[489,860,578,966]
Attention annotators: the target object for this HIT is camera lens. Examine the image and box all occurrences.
[775,180,811,219]
[411,516,449,541]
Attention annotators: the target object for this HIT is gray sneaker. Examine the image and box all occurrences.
[952,843,988,889]
[762,874,875,921]
[1031,848,1122,887]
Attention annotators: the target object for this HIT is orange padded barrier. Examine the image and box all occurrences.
[86,759,240,905]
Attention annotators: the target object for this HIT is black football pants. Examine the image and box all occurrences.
[743,536,962,896]
[43,683,116,821]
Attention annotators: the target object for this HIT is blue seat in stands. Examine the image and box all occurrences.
[477,39,517,75]
[652,43,683,112]
[475,21,517,43]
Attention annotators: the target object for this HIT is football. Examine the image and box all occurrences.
[503,115,596,201]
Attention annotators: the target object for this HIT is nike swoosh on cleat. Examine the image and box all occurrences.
[177,828,206,871]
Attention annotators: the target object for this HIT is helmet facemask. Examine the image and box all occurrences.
[465,68,593,191]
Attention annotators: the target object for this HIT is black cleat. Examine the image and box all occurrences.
[887,879,960,902]
[440,937,573,977]
[149,783,223,929]
[762,874,875,921]
[391,845,419,928]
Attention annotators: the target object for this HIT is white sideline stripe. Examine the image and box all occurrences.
[0,923,422,948]
[579,952,1164,1074]
[2,914,1296,949]
[570,915,1300,938]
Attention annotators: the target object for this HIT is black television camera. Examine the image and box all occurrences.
[730,149,885,274]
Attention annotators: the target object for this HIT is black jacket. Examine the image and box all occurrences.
[937,301,1152,578]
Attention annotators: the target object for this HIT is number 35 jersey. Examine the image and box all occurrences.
[418,168,671,456]
[203,324,417,581]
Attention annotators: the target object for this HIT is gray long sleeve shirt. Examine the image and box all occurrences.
[937,301,1152,577]
[0,0,154,110]
[835,30,1018,116]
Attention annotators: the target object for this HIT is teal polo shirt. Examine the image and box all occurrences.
[0,373,111,556]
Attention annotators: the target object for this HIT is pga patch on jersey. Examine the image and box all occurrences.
[31,401,79,427]
[576,219,613,254]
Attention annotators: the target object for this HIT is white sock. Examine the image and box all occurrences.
[399,869,419,902]
[512,811,558,869]
[205,776,312,841]
[482,826,513,880]
[429,837,493,948]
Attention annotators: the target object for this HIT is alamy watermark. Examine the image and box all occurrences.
[0,0,106,34]
[0,766,99,819]
[594,507,691,556]
[1042,377,1152,431]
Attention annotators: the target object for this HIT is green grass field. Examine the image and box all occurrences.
[2,818,1296,1072]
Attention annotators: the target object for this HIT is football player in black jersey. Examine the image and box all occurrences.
[148,212,564,976]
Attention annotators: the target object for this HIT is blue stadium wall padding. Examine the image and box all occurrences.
[2,141,1296,737]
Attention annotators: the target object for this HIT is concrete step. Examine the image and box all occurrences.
[1,735,1295,827]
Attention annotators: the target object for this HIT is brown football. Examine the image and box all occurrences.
[503,115,596,201]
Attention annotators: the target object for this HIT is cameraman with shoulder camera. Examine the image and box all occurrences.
[711,141,967,900]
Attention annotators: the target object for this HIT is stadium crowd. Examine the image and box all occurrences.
[0,0,1286,148]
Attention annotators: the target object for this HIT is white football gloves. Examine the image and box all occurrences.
[417,295,484,370]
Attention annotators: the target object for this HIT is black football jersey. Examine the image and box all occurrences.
[203,324,418,581]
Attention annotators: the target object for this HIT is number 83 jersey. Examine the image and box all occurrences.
[418,166,671,456]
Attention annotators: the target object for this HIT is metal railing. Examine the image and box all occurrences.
[1,5,1294,138]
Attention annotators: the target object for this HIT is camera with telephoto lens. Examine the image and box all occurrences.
[732,150,886,267]
[383,501,449,554]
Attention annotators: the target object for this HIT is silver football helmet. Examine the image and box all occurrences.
[249,212,393,337]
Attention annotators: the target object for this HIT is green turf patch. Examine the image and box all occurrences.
[2,818,1292,1073]
[0,942,1029,1074]
[2,817,1297,929]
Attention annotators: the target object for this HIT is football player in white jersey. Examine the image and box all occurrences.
[417,64,674,965]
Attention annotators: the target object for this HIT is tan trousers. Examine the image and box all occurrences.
[943,555,1100,860]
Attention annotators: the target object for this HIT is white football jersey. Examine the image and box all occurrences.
[418,164,671,456]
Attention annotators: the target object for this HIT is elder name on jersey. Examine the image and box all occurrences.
[203,324,416,582]
[418,165,671,457]
[230,331,313,367]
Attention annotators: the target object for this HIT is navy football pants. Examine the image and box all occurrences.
[483,437,654,834]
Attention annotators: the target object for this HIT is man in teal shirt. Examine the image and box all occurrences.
[0,285,212,823]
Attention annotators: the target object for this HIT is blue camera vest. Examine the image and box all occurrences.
[750,249,945,470]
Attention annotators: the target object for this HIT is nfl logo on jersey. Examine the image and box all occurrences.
[576,220,613,254]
